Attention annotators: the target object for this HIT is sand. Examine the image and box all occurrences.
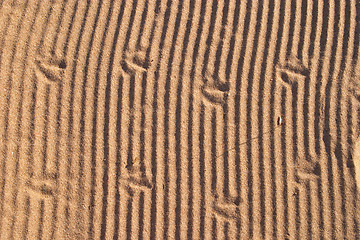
[0,0,360,239]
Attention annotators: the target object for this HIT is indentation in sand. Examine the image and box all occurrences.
[33,53,66,84]
[276,54,309,88]
[201,72,229,105]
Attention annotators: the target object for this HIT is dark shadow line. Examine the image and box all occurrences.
[174,0,195,238]
[62,0,80,55]
[233,0,253,237]
[61,0,91,235]
[139,1,162,239]
[136,0,160,238]
[22,196,31,240]
[269,1,286,237]
[308,0,318,67]
[212,217,217,240]
[201,0,219,78]
[199,104,206,240]
[306,183,312,239]
[224,221,229,240]
[187,0,207,238]
[356,106,360,239]
[37,199,44,239]
[257,1,275,237]
[138,191,145,240]
[286,0,296,57]
[50,0,69,54]
[100,0,128,238]
[126,195,133,240]
[20,2,48,238]
[0,0,17,60]
[297,0,307,60]
[150,1,173,239]
[295,188,300,240]
[225,1,242,237]
[331,0,350,235]
[312,2,329,238]
[211,108,218,194]
[0,0,32,232]
[66,1,91,214]
[245,2,264,237]
[135,0,149,50]
[113,75,124,240]
[0,0,16,229]
[46,1,69,238]
[213,0,229,81]
[314,0,329,156]
[53,0,81,236]
[218,1,230,205]
[162,1,183,239]
[89,0,121,238]
[352,0,360,63]
[6,0,33,238]
[281,87,289,239]
[322,2,340,238]
[77,1,104,239]
[346,99,358,239]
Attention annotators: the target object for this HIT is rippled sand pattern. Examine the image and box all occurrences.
[0,0,360,239]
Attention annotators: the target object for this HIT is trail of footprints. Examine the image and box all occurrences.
[121,46,152,194]
[22,53,64,201]
[25,35,360,239]
[31,47,153,199]
[30,50,327,224]
[1,1,360,239]
[276,55,322,200]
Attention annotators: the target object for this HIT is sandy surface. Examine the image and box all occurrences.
[0,0,360,239]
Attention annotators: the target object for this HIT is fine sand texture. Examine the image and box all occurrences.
[1,0,360,239]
